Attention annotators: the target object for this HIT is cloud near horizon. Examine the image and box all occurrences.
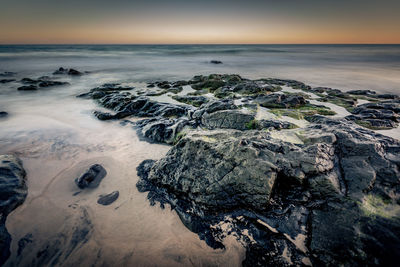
[0,0,399,44]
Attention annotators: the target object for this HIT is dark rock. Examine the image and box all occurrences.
[166,87,183,94]
[0,111,8,118]
[75,164,107,189]
[68,68,83,76]
[254,93,307,108]
[53,67,83,76]
[210,60,223,64]
[97,191,119,205]
[0,79,15,84]
[171,95,209,107]
[214,86,234,98]
[17,85,37,91]
[156,81,171,89]
[374,94,399,100]
[233,81,279,95]
[93,111,116,121]
[136,117,400,266]
[201,110,255,130]
[346,100,400,129]
[38,80,69,88]
[135,118,193,144]
[20,78,38,84]
[172,80,188,87]
[0,72,16,77]
[348,89,376,95]
[258,119,297,130]
[0,155,27,265]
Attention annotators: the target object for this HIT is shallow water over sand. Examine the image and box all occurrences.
[0,74,245,266]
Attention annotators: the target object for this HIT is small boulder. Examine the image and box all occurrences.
[75,164,107,189]
[0,79,15,84]
[68,68,83,76]
[17,85,37,91]
[0,111,8,118]
[97,191,119,205]
[210,60,223,64]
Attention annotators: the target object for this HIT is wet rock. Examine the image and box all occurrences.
[214,86,234,98]
[0,155,27,265]
[262,78,311,90]
[233,81,279,95]
[17,85,37,91]
[0,72,16,77]
[348,89,376,95]
[201,110,255,130]
[75,164,107,189]
[38,80,69,88]
[93,111,116,121]
[0,79,15,84]
[189,74,241,92]
[93,93,190,120]
[373,93,399,100]
[68,68,83,76]
[210,60,223,64]
[172,80,188,87]
[258,119,297,130]
[77,83,134,99]
[97,191,119,205]
[254,93,307,108]
[135,118,193,144]
[20,78,38,84]
[346,100,400,129]
[0,111,8,118]
[137,117,400,266]
[53,67,83,76]
[156,81,171,89]
[171,95,209,107]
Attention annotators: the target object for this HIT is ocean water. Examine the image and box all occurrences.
[0,45,399,266]
[1,44,399,93]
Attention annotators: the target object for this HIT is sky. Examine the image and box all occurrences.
[0,0,399,44]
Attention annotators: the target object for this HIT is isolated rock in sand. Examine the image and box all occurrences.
[75,164,107,189]
[0,155,27,265]
[0,111,8,118]
[97,191,119,205]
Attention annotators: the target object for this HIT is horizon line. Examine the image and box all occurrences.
[0,43,400,46]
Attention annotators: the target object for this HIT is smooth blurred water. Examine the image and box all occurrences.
[1,44,399,93]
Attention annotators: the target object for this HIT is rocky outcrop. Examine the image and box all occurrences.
[75,164,107,189]
[346,100,400,129]
[0,155,27,265]
[18,77,69,90]
[76,73,400,266]
[137,117,400,266]
[0,111,8,118]
[97,191,119,205]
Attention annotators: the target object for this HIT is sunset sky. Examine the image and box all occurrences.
[1,0,399,44]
